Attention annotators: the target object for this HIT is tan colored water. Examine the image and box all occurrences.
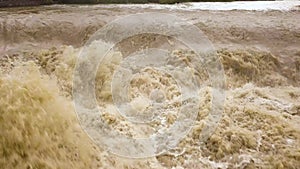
[0,4,299,169]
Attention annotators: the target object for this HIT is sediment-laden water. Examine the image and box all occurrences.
[0,3,299,169]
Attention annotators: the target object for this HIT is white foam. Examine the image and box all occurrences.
[81,1,300,11]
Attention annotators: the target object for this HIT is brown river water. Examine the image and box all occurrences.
[0,4,299,169]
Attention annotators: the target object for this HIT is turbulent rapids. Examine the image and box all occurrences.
[0,3,300,169]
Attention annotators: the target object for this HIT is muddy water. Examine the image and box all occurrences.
[0,4,300,169]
